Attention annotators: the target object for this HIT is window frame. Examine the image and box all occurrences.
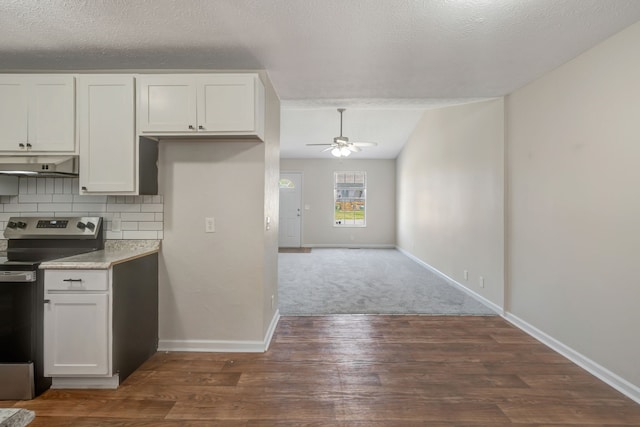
[333,171,367,228]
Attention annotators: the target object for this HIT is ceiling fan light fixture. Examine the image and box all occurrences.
[306,108,378,157]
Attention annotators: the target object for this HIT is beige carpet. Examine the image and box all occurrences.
[278,248,496,315]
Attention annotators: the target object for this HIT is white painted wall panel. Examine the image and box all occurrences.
[396,99,505,309]
[506,20,640,387]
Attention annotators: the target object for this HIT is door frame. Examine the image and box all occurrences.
[279,171,303,248]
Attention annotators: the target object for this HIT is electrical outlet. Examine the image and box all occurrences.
[111,218,121,232]
[479,276,485,288]
[205,217,215,233]
[464,270,468,281]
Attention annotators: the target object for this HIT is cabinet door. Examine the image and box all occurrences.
[0,76,29,151]
[29,75,76,152]
[138,76,197,133]
[198,74,259,133]
[79,75,135,193]
[44,293,110,376]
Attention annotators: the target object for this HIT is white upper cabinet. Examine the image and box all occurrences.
[137,75,197,133]
[0,79,29,151]
[0,75,75,153]
[137,73,265,140]
[78,75,136,193]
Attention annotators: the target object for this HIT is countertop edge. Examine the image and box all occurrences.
[39,243,160,270]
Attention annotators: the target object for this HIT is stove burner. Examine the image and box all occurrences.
[3,216,104,263]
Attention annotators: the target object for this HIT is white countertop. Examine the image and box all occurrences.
[39,240,161,270]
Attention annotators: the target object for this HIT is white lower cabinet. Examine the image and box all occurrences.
[42,254,159,389]
[44,293,110,376]
[44,270,111,378]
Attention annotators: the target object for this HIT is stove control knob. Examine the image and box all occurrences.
[7,221,17,228]
[86,222,95,231]
[16,221,27,229]
[77,221,86,230]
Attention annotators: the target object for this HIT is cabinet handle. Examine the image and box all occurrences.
[19,143,25,149]
[44,299,51,304]
[188,125,195,130]
[63,278,83,282]
[198,125,204,130]
[26,143,32,149]
[82,186,88,191]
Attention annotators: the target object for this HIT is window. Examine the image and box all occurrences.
[279,178,295,189]
[334,171,366,227]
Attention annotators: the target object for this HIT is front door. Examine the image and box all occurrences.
[279,172,302,248]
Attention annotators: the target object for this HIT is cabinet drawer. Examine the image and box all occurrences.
[45,270,109,291]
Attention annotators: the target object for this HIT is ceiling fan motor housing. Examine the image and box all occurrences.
[334,136,349,145]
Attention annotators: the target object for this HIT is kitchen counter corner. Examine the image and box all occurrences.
[39,240,161,270]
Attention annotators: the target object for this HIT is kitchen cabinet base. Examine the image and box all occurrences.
[51,374,119,390]
[0,363,34,400]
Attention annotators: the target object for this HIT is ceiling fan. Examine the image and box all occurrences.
[306,108,378,157]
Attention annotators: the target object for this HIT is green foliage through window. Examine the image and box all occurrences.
[334,171,366,227]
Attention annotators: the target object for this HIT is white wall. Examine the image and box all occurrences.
[280,158,396,247]
[158,72,279,350]
[158,141,265,343]
[261,75,281,337]
[396,99,505,309]
[506,21,640,387]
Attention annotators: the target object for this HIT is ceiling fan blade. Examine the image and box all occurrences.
[352,141,378,147]
[321,146,335,152]
[347,145,361,152]
[306,143,332,146]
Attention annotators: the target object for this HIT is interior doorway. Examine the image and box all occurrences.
[279,172,302,248]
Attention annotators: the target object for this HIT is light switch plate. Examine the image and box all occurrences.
[205,217,215,233]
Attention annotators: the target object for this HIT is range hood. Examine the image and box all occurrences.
[0,156,79,177]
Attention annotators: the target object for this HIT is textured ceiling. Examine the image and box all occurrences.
[1,0,640,158]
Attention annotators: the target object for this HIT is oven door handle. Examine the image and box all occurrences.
[0,271,37,282]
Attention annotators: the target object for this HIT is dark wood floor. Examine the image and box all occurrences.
[3,315,640,426]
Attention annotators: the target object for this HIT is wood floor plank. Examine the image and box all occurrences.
[135,371,241,386]
[166,398,337,421]
[499,402,640,424]
[2,315,638,425]
[377,372,530,388]
[336,400,510,423]
[29,418,247,427]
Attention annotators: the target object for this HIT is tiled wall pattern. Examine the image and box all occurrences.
[0,177,163,240]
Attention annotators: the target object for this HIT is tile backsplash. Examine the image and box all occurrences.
[0,177,163,240]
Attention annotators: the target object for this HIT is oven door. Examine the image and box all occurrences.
[0,270,44,400]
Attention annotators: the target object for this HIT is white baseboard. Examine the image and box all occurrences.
[158,310,281,353]
[51,374,119,389]
[504,312,640,405]
[158,339,265,352]
[264,309,280,351]
[305,243,396,249]
[395,246,640,404]
[396,246,503,314]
